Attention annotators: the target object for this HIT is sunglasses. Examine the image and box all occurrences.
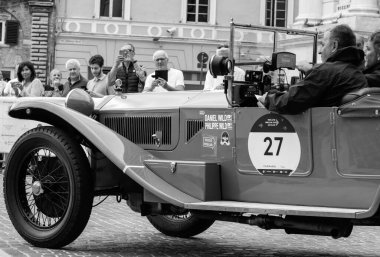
[217,44,229,49]
[155,58,167,62]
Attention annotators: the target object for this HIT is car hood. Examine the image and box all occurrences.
[99,90,229,112]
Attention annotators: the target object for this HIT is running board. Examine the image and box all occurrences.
[185,201,373,219]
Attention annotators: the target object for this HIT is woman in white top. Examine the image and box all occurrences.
[11,61,44,97]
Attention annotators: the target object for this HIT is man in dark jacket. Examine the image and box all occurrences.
[62,59,88,97]
[259,24,367,114]
[108,43,146,93]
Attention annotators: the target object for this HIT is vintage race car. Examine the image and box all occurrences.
[4,22,380,249]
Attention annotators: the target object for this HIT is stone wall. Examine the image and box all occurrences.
[0,0,54,83]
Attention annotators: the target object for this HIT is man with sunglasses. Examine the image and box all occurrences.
[204,43,245,91]
[108,43,147,93]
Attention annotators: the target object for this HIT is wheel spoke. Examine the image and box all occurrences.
[47,190,69,202]
[47,198,67,213]
[40,163,63,181]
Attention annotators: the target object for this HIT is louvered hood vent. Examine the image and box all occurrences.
[103,115,175,150]
[186,120,204,142]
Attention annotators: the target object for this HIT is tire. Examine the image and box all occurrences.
[147,211,215,238]
[3,126,93,248]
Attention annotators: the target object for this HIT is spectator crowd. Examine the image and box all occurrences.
[0,43,186,98]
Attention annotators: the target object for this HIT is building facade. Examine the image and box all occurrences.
[54,0,297,89]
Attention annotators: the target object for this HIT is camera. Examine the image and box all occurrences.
[119,50,131,58]
[166,27,177,36]
[151,70,168,81]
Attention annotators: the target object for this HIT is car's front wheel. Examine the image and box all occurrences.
[3,126,93,248]
[147,211,215,238]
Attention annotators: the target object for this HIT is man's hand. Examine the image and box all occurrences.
[155,78,168,89]
[257,92,268,106]
[296,60,313,74]
[114,55,124,67]
[133,63,146,80]
[150,79,160,90]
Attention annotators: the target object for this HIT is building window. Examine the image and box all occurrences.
[265,0,287,27]
[0,21,4,44]
[100,0,123,18]
[187,0,209,23]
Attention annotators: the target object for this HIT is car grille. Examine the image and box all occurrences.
[104,115,172,145]
[186,119,204,142]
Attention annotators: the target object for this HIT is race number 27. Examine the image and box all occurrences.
[264,137,283,156]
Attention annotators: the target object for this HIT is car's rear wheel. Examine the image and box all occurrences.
[147,211,215,238]
[3,126,93,248]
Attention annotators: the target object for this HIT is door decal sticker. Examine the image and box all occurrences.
[248,113,301,175]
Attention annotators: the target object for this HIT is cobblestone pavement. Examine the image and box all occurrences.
[1,172,380,257]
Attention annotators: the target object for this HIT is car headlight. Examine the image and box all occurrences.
[65,88,94,116]
[209,55,233,78]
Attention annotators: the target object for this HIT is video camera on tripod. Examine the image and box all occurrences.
[208,51,297,107]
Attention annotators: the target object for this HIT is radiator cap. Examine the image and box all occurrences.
[65,88,94,116]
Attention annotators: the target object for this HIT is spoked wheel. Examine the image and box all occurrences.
[3,126,93,248]
[147,210,215,238]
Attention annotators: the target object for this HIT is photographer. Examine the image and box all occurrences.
[108,43,146,93]
[143,50,184,92]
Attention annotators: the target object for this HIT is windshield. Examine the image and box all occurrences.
[230,23,318,71]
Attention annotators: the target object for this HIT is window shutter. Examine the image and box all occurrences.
[5,20,19,45]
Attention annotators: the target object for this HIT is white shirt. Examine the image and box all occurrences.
[144,68,185,92]
[0,81,6,95]
[203,66,245,91]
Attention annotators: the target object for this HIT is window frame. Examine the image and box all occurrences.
[265,0,287,27]
[98,0,124,19]
[186,0,210,23]
[0,21,5,45]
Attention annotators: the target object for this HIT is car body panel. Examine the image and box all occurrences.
[7,91,380,219]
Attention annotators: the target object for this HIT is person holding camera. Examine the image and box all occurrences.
[44,69,64,97]
[143,50,185,92]
[108,43,146,93]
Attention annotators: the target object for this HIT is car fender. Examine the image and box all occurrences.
[8,99,201,206]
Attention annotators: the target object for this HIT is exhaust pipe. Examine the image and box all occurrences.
[281,216,353,239]
[199,212,353,239]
